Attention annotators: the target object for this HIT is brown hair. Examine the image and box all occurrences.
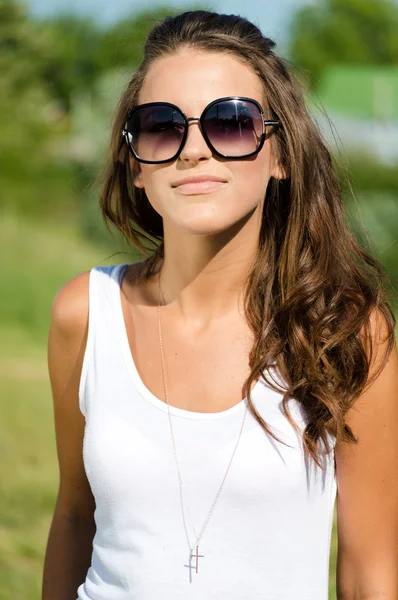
[98,10,396,470]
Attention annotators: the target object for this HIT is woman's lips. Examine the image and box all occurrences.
[174,180,226,194]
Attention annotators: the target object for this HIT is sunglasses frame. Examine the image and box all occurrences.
[121,96,280,164]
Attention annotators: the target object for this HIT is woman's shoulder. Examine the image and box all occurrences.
[50,270,92,339]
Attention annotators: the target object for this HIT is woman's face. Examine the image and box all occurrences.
[130,49,283,236]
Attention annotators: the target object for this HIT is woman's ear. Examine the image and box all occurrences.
[270,160,287,181]
[130,157,145,189]
[132,171,144,189]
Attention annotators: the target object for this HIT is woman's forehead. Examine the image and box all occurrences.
[138,50,265,110]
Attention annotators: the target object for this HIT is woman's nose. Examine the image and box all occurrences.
[178,119,213,162]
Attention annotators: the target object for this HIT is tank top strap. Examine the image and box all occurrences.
[78,263,128,417]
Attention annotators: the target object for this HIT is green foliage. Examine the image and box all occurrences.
[0,0,76,215]
[337,154,398,193]
[335,155,398,310]
[345,192,398,311]
[289,0,398,88]
[37,15,102,113]
[309,65,398,120]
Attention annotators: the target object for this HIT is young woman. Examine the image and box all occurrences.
[43,10,398,600]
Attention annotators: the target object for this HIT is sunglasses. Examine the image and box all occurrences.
[122,96,280,164]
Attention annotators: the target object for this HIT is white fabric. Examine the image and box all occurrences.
[76,263,337,600]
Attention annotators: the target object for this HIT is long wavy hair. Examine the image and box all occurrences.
[97,10,396,470]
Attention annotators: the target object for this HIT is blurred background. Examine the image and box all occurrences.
[1,0,397,597]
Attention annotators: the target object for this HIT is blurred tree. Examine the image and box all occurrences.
[289,0,398,87]
[0,0,74,215]
[38,15,101,113]
[0,0,54,118]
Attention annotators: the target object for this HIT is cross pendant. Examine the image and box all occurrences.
[190,544,204,573]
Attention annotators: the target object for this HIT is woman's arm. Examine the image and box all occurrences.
[42,271,96,600]
[335,309,398,600]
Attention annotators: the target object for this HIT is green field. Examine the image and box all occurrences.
[0,207,358,600]
[0,210,118,599]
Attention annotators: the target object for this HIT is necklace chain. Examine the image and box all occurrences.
[156,270,249,562]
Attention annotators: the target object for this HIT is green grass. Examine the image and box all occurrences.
[0,364,55,600]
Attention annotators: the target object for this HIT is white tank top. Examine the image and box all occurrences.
[76,263,337,600]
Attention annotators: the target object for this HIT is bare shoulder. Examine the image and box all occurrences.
[50,269,91,337]
[48,269,95,519]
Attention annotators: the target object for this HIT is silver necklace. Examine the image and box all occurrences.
[156,270,249,575]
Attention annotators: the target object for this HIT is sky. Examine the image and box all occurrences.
[21,0,313,49]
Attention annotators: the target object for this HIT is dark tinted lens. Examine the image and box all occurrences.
[126,104,186,162]
[202,100,263,156]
